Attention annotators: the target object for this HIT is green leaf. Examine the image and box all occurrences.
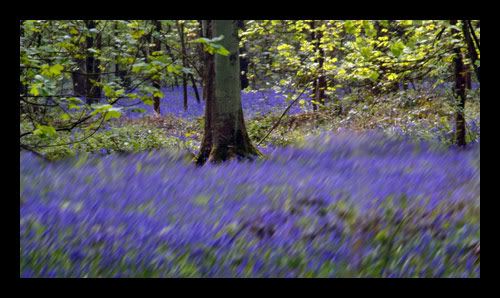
[104,109,121,120]
[167,64,182,75]
[153,91,164,98]
[103,85,114,97]
[51,64,64,75]
[369,71,380,81]
[41,64,64,77]
[33,124,57,139]
[90,104,113,116]
[215,46,230,56]
[192,35,224,44]
[67,97,83,104]
[390,41,405,58]
[387,73,398,81]
[60,113,71,121]
[68,103,81,110]
[360,47,372,59]
[192,35,230,56]
[132,62,147,73]
[345,21,356,34]
[29,85,40,96]
[142,98,153,106]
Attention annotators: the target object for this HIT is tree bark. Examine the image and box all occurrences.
[308,20,327,111]
[152,20,162,114]
[461,20,480,83]
[164,24,179,89]
[196,20,260,165]
[72,22,87,98]
[237,20,250,90]
[309,20,318,111]
[176,20,189,111]
[451,20,467,147]
[314,23,327,109]
[84,20,101,104]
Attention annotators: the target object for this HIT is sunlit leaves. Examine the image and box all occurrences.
[127,20,146,40]
[29,84,40,96]
[90,104,122,120]
[344,20,356,34]
[363,21,377,38]
[360,47,373,59]
[40,64,64,78]
[387,73,398,81]
[60,113,71,121]
[33,124,57,139]
[192,35,230,56]
[369,71,380,81]
[390,41,406,58]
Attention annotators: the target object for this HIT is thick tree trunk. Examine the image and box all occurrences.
[196,20,260,165]
[451,20,467,147]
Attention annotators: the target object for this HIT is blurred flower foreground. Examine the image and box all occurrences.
[20,131,480,277]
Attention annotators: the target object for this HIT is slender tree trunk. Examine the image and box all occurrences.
[197,20,206,100]
[20,20,28,96]
[84,20,101,104]
[451,20,467,147]
[196,20,260,165]
[164,24,179,88]
[200,20,210,102]
[315,24,327,108]
[469,20,480,51]
[176,20,189,111]
[309,20,318,111]
[72,60,87,97]
[152,20,162,115]
[308,20,328,111]
[72,22,87,97]
[377,20,399,93]
[189,74,201,103]
[237,20,250,90]
[114,22,130,88]
[461,20,480,83]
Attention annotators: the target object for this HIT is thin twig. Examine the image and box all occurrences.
[256,81,312,146]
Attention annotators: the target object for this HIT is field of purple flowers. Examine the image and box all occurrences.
[116,87,306,120]
[20,131,480,277]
